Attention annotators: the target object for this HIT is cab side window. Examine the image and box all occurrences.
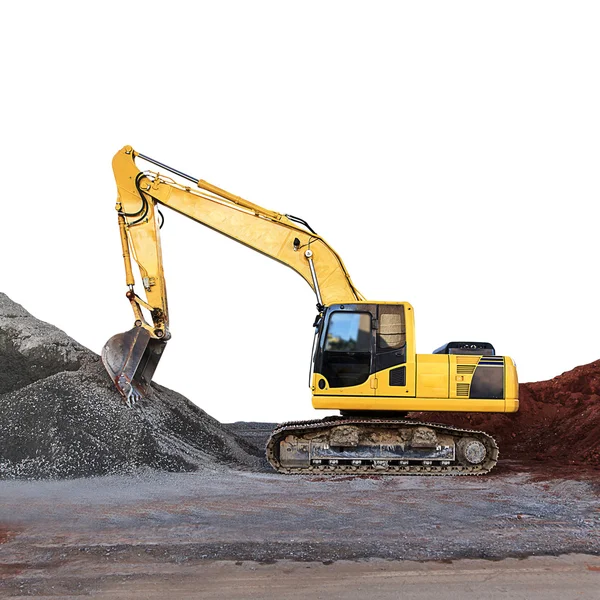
[378,306,406,350]
[375,305,407,372]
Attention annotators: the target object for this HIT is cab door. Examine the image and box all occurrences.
[314,308,376,397]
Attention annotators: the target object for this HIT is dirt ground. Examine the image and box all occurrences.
[1,459,599,597]
[2,556,600,599]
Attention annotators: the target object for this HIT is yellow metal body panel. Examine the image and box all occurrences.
[415,354,449,398]
[312,394,507,413]
[313,349,520,414]
[505,398,519,412]
[312,373,376,397]
[504,357,519,412]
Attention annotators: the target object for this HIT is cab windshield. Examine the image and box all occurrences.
[321,311,371,388]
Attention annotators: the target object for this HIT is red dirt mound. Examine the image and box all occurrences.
[411,360,600,466]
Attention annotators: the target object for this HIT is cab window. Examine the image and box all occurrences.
[378,305,406,350]
[325,312,371,352]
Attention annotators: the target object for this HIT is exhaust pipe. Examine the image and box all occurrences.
[102,327,167,407]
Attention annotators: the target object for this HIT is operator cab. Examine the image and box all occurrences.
[313,303,410,390]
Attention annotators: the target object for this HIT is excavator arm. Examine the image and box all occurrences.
[103,145,364,404]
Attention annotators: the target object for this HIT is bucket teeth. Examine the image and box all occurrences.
[118,377,143,408]
[102,327,167,403]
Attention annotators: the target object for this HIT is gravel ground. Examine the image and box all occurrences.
[0,461,600,600]
[0,459,598,597]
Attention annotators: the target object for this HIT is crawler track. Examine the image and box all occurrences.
[266,417,499,475]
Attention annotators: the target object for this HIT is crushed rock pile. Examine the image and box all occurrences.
[411,360,600,466]
[0,293,262,479]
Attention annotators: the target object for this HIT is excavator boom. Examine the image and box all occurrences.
[103,146,363,402]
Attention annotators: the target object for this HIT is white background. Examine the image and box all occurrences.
[1,1,598,422]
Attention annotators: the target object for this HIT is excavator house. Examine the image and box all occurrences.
[103,146,519,476]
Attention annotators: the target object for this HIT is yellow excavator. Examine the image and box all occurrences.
[103,146,519,475]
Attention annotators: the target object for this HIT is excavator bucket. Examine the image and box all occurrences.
[101,327,167,406]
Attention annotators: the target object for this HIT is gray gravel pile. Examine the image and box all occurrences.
[0,293,261,479]
[225,422,276,453]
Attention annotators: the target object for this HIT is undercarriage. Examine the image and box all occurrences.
[266,417,498,475]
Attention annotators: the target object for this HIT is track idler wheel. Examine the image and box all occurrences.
[456,437,488,465]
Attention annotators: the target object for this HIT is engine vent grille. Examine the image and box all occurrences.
[389,366,406,387]
[456,383,470,397]
[457,356,479,364]
[457,364,476,374]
